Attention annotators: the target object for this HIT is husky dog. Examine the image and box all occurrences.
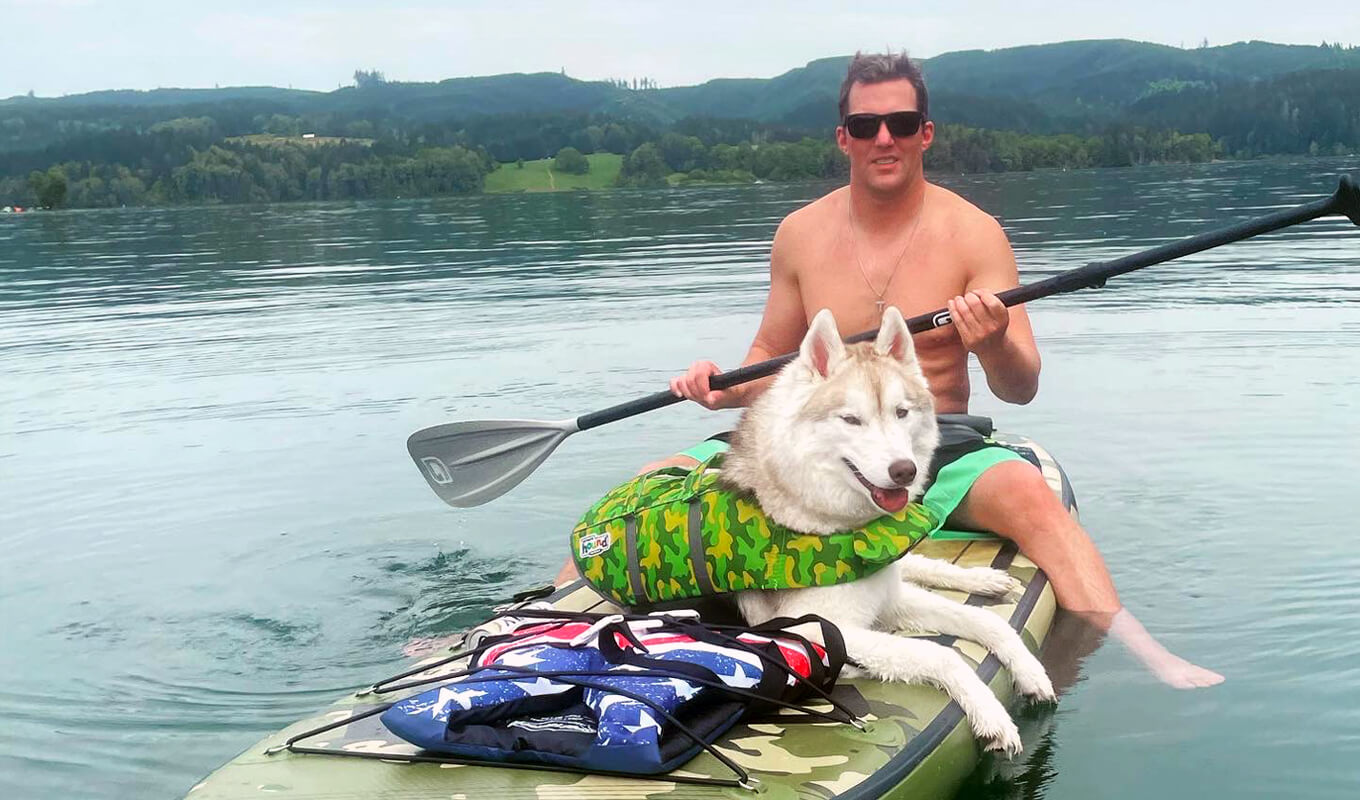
[723,307,1055,755]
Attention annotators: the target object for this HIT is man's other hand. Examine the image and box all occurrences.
[948,289,1010,355]
[670,360,739,410]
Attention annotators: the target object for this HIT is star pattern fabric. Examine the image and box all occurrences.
[381,616,831,775]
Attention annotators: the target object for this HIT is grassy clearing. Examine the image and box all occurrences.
[484,153,622,192]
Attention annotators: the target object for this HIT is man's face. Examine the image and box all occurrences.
[836,79,934,196]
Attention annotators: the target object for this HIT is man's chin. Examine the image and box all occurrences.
[861,170,912,194]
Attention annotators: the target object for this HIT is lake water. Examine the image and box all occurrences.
[3,157,1359,799]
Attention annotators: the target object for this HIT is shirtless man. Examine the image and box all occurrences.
[558,53,1222,689]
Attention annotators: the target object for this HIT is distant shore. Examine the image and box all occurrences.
[7,152,1356,211]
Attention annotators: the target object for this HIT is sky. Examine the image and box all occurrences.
[3,0,1358,99]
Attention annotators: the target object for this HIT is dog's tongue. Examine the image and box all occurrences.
[872,486,911,514]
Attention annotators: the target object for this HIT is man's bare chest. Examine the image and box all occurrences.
[795,244,968,334]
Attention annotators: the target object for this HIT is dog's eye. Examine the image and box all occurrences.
[896,407,909,419]
[840,414,862,426]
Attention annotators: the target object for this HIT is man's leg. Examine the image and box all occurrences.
[953,460,1224,689]
[552,453,701,587]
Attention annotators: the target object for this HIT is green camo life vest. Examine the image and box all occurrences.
[571,454,940,607]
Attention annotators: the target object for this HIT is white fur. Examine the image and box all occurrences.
[724,307,1054,756]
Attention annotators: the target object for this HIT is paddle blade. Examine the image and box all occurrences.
[406,418,577,508]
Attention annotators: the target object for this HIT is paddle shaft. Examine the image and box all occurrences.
[574,175,1360,432]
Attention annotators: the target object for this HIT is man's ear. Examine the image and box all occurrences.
[874,306,918,364]
[799,309,845,378]
[835,125,850,156]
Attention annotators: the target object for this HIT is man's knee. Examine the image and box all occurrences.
[985,460,1055,497]
[962,460,1068,529]
[635,454,700,476]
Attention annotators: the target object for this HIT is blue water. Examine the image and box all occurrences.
[2,156,1359,798]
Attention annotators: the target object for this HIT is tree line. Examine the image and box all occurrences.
[1,112,1226,208]
[614,125,1217,187]
[2,136,494,208]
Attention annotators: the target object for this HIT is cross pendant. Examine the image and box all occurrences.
[875,299,885,314]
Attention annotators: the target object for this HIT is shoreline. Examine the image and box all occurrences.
[5,153,1355,213]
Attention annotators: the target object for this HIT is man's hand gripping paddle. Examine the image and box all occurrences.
[408,175,1360,508]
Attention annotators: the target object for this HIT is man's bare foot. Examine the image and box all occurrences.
[1141,650,1226,689]
[1109,608,1225,689]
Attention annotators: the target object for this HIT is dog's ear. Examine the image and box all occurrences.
[800,309,845,378]
[874,306,918,364]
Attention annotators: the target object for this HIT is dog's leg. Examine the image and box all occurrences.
[897,553,1020,597]
[740,580,1021,755]
[839,624,1022,755]
[886,583,1055,702]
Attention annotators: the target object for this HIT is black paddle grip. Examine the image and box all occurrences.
[1337,174,1360,227]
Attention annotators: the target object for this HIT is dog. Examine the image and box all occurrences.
[720,306,1055,755]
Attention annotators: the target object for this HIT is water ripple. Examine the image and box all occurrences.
[3,157,1360,799]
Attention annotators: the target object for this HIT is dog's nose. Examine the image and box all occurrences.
[889,459,917,487]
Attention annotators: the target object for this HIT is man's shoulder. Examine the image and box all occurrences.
[924,183,1015,278]
[764,188,846,277]
[926,182,1003,232]
[780,186,845,230]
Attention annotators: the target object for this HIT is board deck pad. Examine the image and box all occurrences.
[186,434,1069,800]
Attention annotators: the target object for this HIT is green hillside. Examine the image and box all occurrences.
[0,85,320,109]
[922,39,1360,107]
[656,40,1360,130]
[323,73,660,121]
[5,39,1358,144]
[3,38,1358,209]
[1132,66,1360,156]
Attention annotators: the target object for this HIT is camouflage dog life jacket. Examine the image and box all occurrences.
[572,454,940,606]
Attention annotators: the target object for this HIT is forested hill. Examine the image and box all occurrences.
[2,39,1358,209]
[657,40,1360,130]
[7,39,1358,135]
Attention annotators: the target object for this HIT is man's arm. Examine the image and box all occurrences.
[672,217,809,408]
[952,216,1040,405]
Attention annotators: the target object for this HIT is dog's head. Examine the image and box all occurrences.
[749,307,939,528]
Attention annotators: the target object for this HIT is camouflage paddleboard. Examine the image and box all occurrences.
[185,433,1071,800]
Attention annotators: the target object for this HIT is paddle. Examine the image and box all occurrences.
[409,174,1360,508]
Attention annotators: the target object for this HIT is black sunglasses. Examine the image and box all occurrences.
[842,111,925,140]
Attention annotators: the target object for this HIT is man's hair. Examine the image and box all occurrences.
[837,51,929,121]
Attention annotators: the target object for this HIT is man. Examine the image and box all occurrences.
[559,52,1221,689]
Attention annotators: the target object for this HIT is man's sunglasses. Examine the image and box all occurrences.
[842,111,925,140]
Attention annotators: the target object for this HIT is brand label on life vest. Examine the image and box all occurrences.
[578,531,612,559]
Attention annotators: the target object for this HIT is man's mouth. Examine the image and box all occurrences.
[871,156,898,166]
[843,459,911,513]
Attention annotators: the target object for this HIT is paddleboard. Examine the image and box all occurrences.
[185,432,1070,800]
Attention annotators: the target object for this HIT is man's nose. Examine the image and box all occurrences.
[889,460,917,487]
[875,121,894,145]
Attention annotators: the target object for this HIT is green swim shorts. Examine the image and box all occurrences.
[676,417,1029,535]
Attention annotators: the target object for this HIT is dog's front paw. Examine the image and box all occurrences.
[976,714,1023,757]
[1012,662,1056,703]
[959,567,1022,598]
[961,686,1023,757]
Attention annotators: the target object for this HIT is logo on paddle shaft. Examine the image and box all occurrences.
[421,457,453,485]
[931,310,952,328]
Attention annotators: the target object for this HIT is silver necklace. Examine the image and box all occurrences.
[847,198,924,314]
